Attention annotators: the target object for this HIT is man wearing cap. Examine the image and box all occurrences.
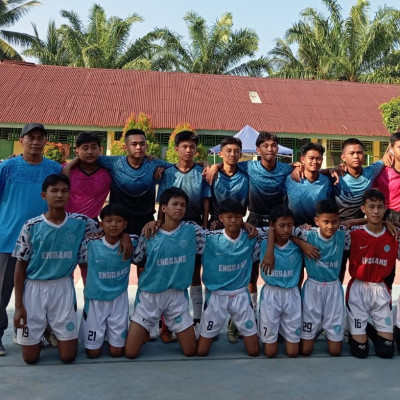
[0,123,62,355]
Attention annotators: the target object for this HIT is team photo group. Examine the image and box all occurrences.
[1,122,400,364]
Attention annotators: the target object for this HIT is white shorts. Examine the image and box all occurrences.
[258,284,301,344]
[395,295,400,329]
[130,289,193,333]
[80,291,129,349]
[346,279,393,335]
[17,276,78,345]
[199,287,257,339]
[301,278,344,341]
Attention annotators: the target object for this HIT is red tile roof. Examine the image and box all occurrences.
[0,60,398,137]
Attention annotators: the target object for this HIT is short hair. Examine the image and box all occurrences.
[300,142,325,157]
[315,199,339,216]
[220,136,242,150]
[42,174,70,192]
[256,131,278,148]
[218,199,244,216]
[390,131,400,146]
[174,130,199,146]
[342,138,364,151]
[100,203,128,221]
[75,132,101,147]
[124,128,146,142]
[269,205,294,223]
[362,188,385,205]
[159,186,189,207]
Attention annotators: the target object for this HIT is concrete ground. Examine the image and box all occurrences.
[2,280,400,400]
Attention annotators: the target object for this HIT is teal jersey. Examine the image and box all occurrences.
[294,227,348,282]
[210,169,248,217]
[286,174,332,225]
[134,222,205,292]
[260,239,302,288]
[238,160,292,216]
[13,213,98,280]
[157,164,211,220]
[333,161,383,220]
[83,235,137,301]
[201,229,261,291]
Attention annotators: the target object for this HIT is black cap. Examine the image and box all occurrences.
[20,123,46,138]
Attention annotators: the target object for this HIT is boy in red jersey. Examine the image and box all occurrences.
[346,189,400,359]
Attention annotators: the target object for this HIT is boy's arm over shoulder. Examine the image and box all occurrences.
[183,221,206,255]
[12,220,34,261]
[133,234,147,264]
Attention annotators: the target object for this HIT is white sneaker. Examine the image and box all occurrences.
[13,332,19,345]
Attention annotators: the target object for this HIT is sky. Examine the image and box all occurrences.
[11,0,400,62]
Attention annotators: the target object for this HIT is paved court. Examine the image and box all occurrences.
[2,275,400,400]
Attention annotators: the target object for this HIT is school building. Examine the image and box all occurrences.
[0,59,399,165]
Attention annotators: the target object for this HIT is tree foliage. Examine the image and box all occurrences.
[380,97,400,134]
[268,0,400,83]
[147,11,271,76]
[110,112,160,157]
[0,0,40,60]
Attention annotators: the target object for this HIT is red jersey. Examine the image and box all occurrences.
[348,226,398,283]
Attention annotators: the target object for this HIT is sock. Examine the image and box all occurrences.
[190,285,203,320]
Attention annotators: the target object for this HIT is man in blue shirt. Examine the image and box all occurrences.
[0,123,61,356]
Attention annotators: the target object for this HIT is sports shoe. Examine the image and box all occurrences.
[13,329,19,345]
[0,342,6,356]
[227,319,239,344]
[43,326,58,347]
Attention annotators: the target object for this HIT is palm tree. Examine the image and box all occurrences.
[0,0,41,60]
[269,0,400,83]
[57,3,144,69]
[147,11,271,76]
[23,20,69,65]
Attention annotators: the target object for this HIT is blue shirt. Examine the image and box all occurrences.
[333,161,383,220]
[13,213,97,280]
[286,174,332,225]
[0,155,62,252]
[210,169,248,217]
[98,156,172,217]
[238,161,292,216]
[294,227,348,282]
[201,229,261,291]
[83,236,137,301]
[260,239,303,288]
[157,165,211,220]
[134,222,205,293]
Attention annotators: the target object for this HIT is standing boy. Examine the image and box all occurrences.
[258,205,302,358]
[13,174,97,364]
[197,199,262,357]
[293,200,347,356]
[125,187,204,359]
[208,137,248,229]
[0,123,61,355]
[286,142,332,226]
[80,204,137,358]
[97,128,172,236]
[157,131,211,326]
[333,138,385,282]
[346,189,399,359]
[63,131,111,285]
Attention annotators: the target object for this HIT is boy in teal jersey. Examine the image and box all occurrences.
[292,199,348,356]
[197,199,264,357]
[13,174,97,364]
[258,206,303,358]
[125,187,204,359]
[157,131,211,330]
[80,204,137,359]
